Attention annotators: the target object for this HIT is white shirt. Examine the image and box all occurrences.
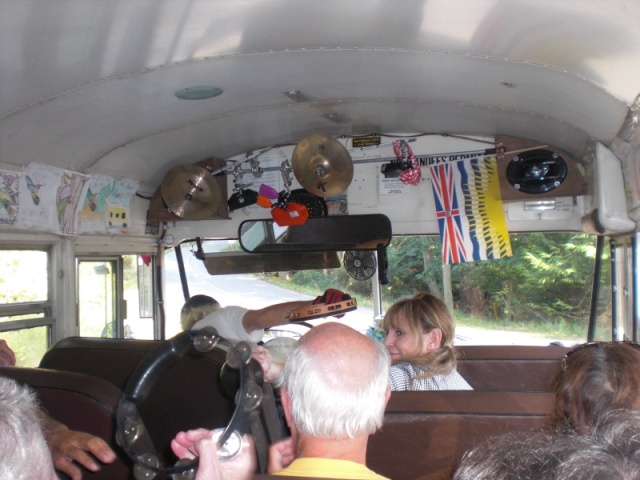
[192,306,263,343]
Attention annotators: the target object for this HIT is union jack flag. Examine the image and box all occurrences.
[430,162,469,264]
[430,156,511,264]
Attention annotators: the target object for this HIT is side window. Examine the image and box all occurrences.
[380,233,610,345]
[77,255,155,339]
[77,258,120,337]
[0,249,51,367]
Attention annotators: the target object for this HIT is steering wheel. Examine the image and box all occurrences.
[116,327,263,478]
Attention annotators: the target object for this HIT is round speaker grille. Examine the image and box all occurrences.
[506,149,567,194]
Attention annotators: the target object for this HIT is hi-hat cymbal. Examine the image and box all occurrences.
[291,134,354,198]
[160,164,221,219]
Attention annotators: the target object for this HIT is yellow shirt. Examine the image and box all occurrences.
[276,458,389,479]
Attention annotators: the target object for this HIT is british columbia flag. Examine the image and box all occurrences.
[430,156,511,264]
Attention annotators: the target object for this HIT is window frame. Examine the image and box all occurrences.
[0,245,55,360]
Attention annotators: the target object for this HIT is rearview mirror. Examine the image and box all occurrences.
[239,214,392,253]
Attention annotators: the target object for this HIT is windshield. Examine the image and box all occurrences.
[163,233,611,346]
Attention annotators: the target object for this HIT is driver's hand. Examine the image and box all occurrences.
[251,346,283,383]
[313,288,350,305]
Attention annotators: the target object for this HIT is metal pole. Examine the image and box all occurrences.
[372,261,382,319]
[633,233,639,343]
[611,238,619,342]
[587,235,604,342]
[174,245,190,302]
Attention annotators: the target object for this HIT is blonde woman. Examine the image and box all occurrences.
[382,293,472,391]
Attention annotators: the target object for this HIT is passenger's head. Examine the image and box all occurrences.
[554,409,640,480]
[550,341,640,434]
[180,294,220,331]
[279,322,390,440]
[382,293,456,373]
[0,377,56,480]
[454,409,640,480]
[453,431,565,480]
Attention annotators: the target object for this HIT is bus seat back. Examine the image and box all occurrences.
[40,337,236,463]
[0,365,133,479]
[455,345,570,391]
[368,390,553,480]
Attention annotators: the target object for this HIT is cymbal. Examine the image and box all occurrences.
[291,134,354,197]
[160,164,221,219]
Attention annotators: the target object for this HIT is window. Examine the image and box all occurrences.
[379,233,611,346]
[164,234,608,346]
[0,249,51,366]
[77,255,155,340]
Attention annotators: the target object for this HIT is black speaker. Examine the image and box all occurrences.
[506,149,567,194]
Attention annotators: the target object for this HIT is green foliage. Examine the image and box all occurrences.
[0,250,47,304]
[0,250,49,366]
[383,236,442,302]
[281,233,608,330]
[2,327,48,367]
[469,233,609,324]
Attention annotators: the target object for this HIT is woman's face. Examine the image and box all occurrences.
[384,315,418,363]
[383,314,442,364]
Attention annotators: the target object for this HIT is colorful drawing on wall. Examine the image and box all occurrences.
[25,175,43,205]
[108,206,128,228]
[56,172,90,235]
[78,175,139,234]
[17,164,90,234]
[0,171,20,225]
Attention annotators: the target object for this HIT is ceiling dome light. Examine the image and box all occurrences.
[175,86,223,100]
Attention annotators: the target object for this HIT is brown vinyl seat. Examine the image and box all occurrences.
[367,390,553,480]
[455,344,571,391]
[0,365,133,480]
[40,337,174,391]
[40,336,236,464]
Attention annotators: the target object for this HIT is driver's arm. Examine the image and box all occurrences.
[242,300,312,333]
[242,289,352,333]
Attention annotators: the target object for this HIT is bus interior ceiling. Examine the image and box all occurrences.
[1,1,640,336]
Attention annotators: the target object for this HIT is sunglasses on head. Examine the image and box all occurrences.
[561,340,640,372]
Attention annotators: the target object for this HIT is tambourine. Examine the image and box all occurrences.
[286,298,358,322]
[116,327,263,479]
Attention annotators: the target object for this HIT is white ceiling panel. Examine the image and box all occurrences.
[1,0,639,193]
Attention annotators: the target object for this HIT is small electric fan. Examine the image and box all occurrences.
[343,250,377,281]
